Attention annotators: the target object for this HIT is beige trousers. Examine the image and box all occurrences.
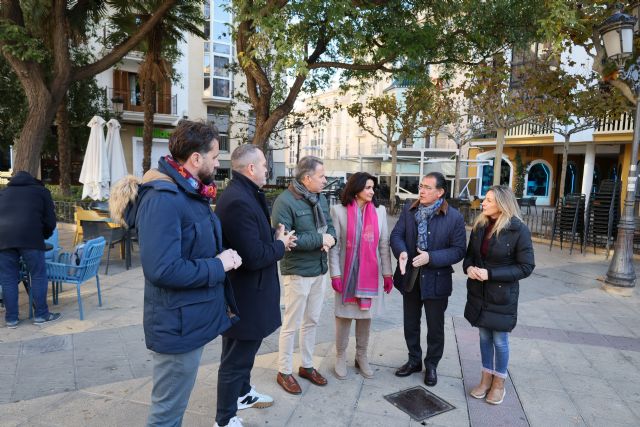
[277,274,327,374]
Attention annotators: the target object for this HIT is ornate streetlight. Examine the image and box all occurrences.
[599,4,639,295]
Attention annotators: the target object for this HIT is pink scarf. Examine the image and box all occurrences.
[342,201,380,310]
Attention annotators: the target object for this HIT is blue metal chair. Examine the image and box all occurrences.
[45,237,106,320]
[45,228,60,261]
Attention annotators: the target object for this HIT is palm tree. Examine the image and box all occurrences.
[110,0,206,172]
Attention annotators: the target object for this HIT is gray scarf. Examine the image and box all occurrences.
[414,198,443,251]
[292,179,327,232]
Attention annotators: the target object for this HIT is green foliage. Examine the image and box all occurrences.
[231,0,548,145]
[0,57,27,155]
[46,184,84,201]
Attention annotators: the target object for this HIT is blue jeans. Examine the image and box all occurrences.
[146,346,204,427]
[479,327,509,378]
[0,248,50,322]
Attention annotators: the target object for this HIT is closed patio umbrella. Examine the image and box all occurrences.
[105,118,128,187]
[79,116,110,200]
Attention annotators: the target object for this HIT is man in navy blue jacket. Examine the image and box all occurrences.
[0,171,60,327]
[214,145,296,427]
[116,121,241,427]
[390,172,466,387]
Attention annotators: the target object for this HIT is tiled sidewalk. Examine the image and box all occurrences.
[1,222,639,426]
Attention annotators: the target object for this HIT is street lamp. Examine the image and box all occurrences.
[293,119,303,164]
[599,4,639,295]
[111,96,124,120]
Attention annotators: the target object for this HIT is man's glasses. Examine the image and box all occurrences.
[419,185,437,191]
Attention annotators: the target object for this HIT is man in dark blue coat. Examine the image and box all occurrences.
[114,121,241,427]
[390,172,466,387]
[0,171,61,327]
[214,145,296,427]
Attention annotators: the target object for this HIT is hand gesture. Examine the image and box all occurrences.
[322,233,336,249]
[467,266,488,281]
[331,277,343,293]
[398,252,408,275]
[275,223,297,251]
[383,276,393,294]
[412,248,429,268]
[216,249,242,272]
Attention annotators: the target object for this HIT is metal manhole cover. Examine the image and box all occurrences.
[383,386,455,421]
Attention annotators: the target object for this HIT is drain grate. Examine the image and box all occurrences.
[383,386,455,421]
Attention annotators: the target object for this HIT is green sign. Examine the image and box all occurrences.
[135,127,173,139]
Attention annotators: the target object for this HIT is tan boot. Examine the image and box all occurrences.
[469,371,493,399]
[354,319,374,379]
[486,376,506,405]
[334,317,351,379]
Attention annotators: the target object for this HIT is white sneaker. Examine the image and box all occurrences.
[237,386,274,410]
[214,416,243,427]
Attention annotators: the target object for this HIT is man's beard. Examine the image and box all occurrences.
[199,169,215,185]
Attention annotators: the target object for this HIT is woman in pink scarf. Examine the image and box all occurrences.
[329,172,393,379]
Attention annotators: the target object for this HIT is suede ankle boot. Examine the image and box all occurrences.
[469,371,493,399]
[486,376,506,405]
[334,317,351,379]
[354,319,374,379]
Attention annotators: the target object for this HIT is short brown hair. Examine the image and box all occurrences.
[169,120,219,162]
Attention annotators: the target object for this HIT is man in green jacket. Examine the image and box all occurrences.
[271,156,336,394]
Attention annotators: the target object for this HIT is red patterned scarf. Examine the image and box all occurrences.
[165,155,217,200]
[342,201,380,310]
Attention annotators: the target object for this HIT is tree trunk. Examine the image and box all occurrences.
[558,134,570,200]
[56,96,72,196]
[389,141,398,212]
[13,94,59,175]
[453,140,462,197]
[142,79,156,173]
[492,127,506,186]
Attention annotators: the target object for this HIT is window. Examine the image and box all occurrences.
[204,0,232,99]
[480,159,511,196]
[526,163,550,197]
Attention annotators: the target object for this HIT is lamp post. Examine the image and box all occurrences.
[293,119,303,164]
[599,4,639,295]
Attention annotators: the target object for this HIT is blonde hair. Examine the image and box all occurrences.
[472,185,522,236]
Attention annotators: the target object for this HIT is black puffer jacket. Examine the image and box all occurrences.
[463,217,535,332]
[0,171,56,251]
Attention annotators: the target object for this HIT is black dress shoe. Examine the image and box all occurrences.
[394,361,422,377]
[424,366,437,386]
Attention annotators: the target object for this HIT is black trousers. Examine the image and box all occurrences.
[215,336,263,426]
[402,281,449,368]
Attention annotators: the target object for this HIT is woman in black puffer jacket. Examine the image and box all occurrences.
[463,185,535,405]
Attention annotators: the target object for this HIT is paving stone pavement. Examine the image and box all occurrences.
[1,219,640,426]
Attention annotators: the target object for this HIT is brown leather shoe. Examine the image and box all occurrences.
[298,367,328,386]
[277,372,302,394]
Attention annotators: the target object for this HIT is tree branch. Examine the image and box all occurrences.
[73,0,178,81]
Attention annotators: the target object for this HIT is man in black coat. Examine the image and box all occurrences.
[214,145,297,427]
[0,171,61,327]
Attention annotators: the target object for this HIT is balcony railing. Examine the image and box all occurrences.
[106,87,177,115]
[506,120,554,137]
[595,112,634,133]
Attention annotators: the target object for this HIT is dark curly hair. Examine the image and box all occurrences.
[169,120,220,162]
[340,172,379,207]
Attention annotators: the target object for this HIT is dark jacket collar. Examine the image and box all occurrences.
[410,198,449,215]
[8,171,42,187]
[231,170,261,193]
